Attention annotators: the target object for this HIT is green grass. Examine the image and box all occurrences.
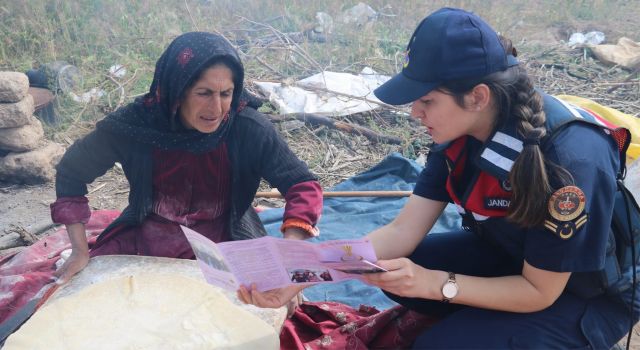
[0,0,637,134]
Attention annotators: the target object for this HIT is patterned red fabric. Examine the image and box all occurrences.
[281,302,438,349]
[0,210,120,324]
[50,196,91,225]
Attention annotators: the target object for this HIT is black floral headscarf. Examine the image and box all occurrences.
[96,32,244,153]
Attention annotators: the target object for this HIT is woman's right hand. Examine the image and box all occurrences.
[53,249,89,284]
[54,222,90,284]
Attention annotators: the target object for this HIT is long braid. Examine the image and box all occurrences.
[507,71,552,226]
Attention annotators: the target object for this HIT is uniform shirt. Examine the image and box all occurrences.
[414,122,620,293]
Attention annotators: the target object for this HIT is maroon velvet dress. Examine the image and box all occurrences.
[89,145,232,258]
[51,141,322,259]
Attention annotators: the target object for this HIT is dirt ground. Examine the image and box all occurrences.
[0,183,55,233]
[0,182,57,252]
[0,166,133,254]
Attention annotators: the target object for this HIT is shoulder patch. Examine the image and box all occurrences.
[548,186,586,221]
[544,215,588,239]
[545,186,588,239]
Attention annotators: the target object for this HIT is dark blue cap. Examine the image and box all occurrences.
[374,8,518,105]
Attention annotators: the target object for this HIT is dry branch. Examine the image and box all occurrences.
[607,66,640,93]
[269,113,402,144]
[5,224,38,246]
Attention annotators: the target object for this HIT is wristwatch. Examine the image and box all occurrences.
[441,272,458,303]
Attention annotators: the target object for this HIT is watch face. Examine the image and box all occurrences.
[442,282,458,299]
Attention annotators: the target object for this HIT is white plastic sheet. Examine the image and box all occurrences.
[567,31,605,47]
[254,67,390,116]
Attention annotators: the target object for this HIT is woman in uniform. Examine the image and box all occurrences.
[240,8,637,349]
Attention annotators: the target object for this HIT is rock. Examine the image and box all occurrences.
[0,94,35,128]
[0,142,65,184]
[341,2,377,26]
[315,12,334,34]
[0,72,29,103]
[0,118,44,152]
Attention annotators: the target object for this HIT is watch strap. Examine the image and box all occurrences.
[441,271,457,303]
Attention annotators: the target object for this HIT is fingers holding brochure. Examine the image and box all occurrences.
[237,283,304,309]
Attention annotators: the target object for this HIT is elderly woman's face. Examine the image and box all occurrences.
[179,64,234,133]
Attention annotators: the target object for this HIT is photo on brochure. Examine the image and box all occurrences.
[288,268,334,283]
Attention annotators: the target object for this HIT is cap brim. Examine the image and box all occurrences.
[374,72,439,105]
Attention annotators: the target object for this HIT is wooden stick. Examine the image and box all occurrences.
[255,190,412,198]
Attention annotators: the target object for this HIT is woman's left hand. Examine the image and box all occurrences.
[363,258,438,299]
[283,227,309,240]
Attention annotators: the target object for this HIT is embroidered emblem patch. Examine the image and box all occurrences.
[403,48,411,68]
[548,186,586,221]
[545,186,588,239]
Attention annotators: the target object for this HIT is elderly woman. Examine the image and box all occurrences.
[51,32,322,283]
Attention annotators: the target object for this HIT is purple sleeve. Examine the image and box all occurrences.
[283,180,323,225]
[50,196,91,225]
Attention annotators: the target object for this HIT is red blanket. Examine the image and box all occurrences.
[0,210,120,324]
[281,302,436,349]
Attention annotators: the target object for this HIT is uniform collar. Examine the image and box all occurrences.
[473,117,523,181]
[429,116,523,182]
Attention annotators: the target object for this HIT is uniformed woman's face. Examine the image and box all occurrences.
[410,89,494,144]
[179,64,234,133]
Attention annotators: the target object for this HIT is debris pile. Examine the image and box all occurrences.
[0,72,64,184]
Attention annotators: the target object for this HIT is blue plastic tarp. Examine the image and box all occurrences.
[259,152,461,310]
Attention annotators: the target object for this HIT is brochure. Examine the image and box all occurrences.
[181,226,387,292]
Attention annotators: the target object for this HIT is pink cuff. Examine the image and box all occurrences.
[50,196,91,225]
[283,180,323,231]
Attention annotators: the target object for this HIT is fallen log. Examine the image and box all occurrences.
[268,113,403,144]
